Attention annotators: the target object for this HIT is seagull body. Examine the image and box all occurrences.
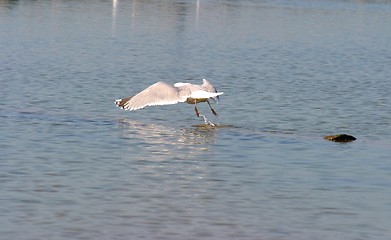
[115,79,223,118]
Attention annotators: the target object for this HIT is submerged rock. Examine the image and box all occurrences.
[324,134,356,142]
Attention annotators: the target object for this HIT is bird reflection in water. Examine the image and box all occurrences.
[117,119,219,159]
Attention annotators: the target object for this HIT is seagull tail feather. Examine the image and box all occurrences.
[115,96,133,109]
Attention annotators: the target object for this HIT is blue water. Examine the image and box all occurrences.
[1,0,391,239]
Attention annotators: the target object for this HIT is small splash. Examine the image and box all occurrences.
[193,114,237,129]
[192,123,215,128]
[192,122,237,129]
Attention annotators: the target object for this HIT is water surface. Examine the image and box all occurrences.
[1,0,391,239]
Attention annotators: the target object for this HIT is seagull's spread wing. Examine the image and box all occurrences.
[115,82,186,111]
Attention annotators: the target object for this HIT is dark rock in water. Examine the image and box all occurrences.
[324,134,356,142]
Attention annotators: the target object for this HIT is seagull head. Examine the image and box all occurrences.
[202,78,222,103]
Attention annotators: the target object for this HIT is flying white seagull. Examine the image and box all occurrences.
[115,79,223,123]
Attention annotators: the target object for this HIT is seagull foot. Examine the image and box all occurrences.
[200,114,216,127]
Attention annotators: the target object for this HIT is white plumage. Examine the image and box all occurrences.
[115,79,223,119]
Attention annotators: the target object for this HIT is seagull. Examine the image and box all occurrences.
[115,79,223,123]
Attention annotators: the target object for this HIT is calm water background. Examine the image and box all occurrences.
[1,0,391,239]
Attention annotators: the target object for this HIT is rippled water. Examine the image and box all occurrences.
[1,0,391,239]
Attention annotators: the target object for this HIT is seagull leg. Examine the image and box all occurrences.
[194,100,200,117]
[207,100,218,116]
[194,100,215,126]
